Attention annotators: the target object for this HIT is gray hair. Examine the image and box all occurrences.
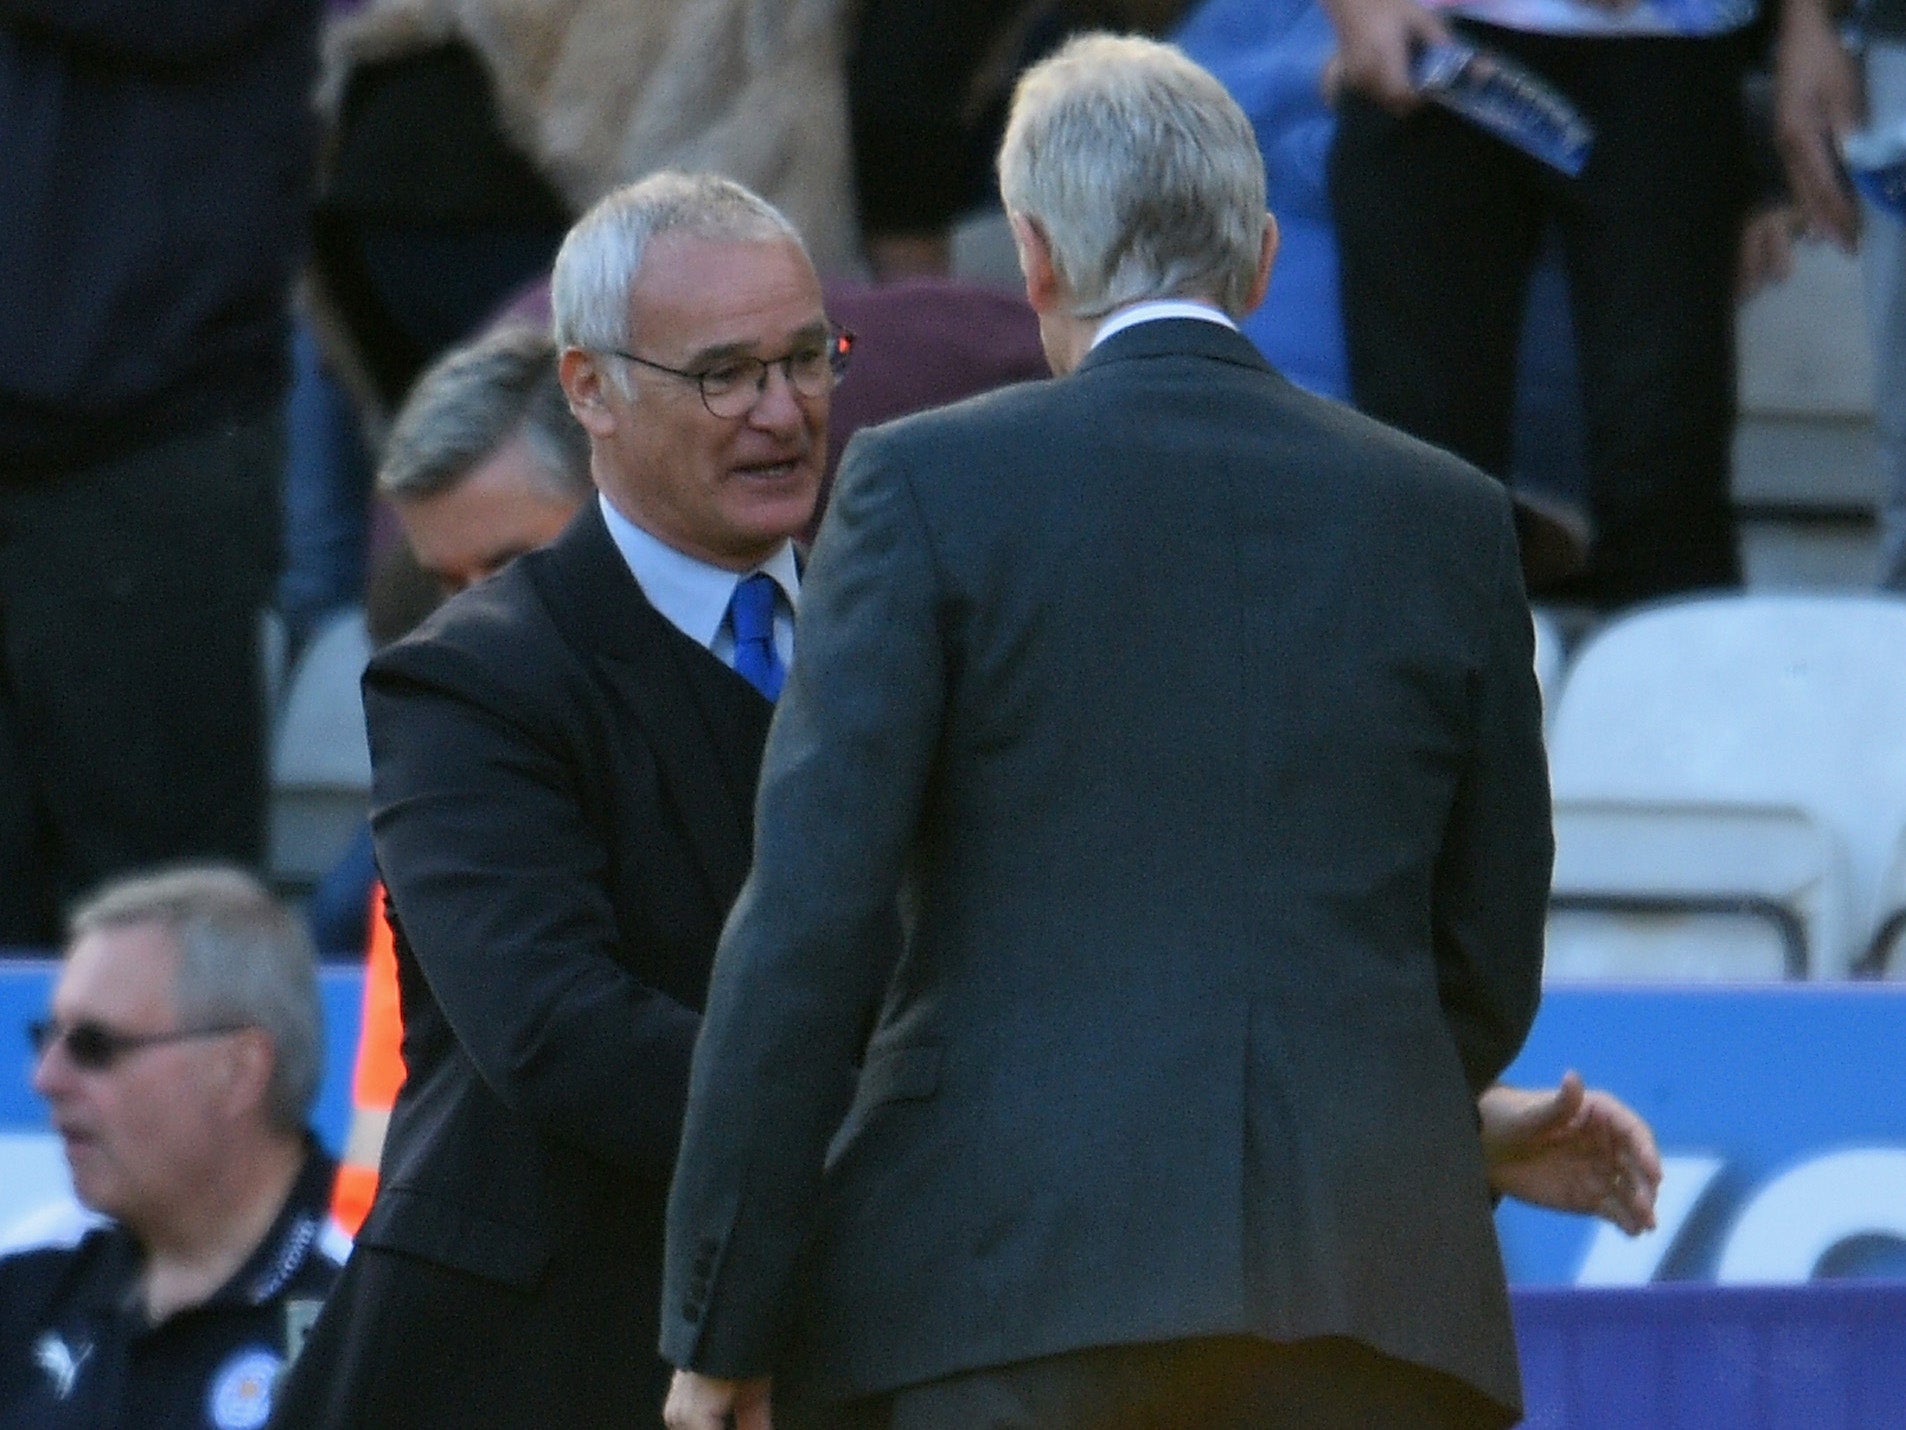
[997,33,1269,320]
[68,866,322,1136]
[378,326,591,504]
[550,171,806,379]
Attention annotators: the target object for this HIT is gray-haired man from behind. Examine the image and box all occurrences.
[0,865,344,1426]
[663,32,1550,1430]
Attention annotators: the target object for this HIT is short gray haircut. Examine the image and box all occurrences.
[68,866,322,1136]
[997,33,1269,320]
[378,326,591,504]
[550,171,805,374]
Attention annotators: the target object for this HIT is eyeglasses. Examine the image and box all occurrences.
[609,325,854,418]
[28,1018,249,1072]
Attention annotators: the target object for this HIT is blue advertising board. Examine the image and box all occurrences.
[3,962,1903,1287]
[1498,984,1906,1285]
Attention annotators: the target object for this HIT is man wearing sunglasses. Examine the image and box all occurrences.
[271,171,849,1430]
[0,865,344,1428]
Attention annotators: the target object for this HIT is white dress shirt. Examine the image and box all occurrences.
[1091,298,1238,351]
[598,493,799,669]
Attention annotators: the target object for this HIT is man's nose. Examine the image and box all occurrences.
[746,360,807,431]
[31,1040,69,1097]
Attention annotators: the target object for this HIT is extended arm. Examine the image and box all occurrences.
[364,638,701,1177]
[1775,0,1863,249]
[1431,498,1553,1095]
[661,430,946,1389]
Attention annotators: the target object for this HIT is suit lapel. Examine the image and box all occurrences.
[533,505,771,909]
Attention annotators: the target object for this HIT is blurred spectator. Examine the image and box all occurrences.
[1776,0,1906,588]
[810,277,1052,537]
[0,865,345,1424]
[378,328,592,596]
[1321,0,1756,609]
[0,1,321,947]
[1176,0,1591,580]
[309,0,859,430]
[280,318,379,657]
[848,0,1194,278]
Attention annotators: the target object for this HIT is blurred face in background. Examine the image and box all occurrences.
[393,434,584,595]
[33,924,245,1239]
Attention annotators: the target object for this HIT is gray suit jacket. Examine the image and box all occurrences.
[661,318,1551,1417]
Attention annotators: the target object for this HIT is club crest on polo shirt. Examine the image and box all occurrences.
[33,1332,91,1400]
[207,1347,282,1430]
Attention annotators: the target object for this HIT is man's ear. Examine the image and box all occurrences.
[1242,211,1280,317]
[220,1028,277,1122]
[1009,212,1063,317]
[559,346,619,439]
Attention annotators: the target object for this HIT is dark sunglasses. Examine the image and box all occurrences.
[27,1018,247,1071]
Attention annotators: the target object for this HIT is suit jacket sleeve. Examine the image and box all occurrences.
[659,431,943,1375]
[1431,495,1552,1095]
[365,632,702,1179]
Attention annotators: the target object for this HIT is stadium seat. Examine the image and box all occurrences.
[1546,801,1850,980]
[1544,593,1906,980]
[268,606,373,894]
[1857,827,1906,978]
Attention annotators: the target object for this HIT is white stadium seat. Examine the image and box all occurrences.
[268,607,373,892]
[1543,593,1906,980]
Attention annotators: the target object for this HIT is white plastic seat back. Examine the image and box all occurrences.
[1861,827,1906,978]
[269,608,373,890]
[1545,801,1853,980]
[1545,593,1906,978]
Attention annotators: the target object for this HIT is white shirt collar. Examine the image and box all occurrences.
[597,493,800,655]
[1090,299,1238,351]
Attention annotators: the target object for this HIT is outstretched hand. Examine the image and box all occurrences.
[1479,1071,1662,1235]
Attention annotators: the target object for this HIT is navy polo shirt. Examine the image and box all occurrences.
[0,1146,346,1430]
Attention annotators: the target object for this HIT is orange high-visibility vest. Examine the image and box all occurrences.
[331,882,405,1234]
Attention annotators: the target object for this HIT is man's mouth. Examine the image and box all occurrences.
[734,456,806,483]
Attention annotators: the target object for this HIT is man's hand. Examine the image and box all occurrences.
[664,1370,773,1430]
[1738,202,1804,301]
[1479,1071,1662,1235]
[1775,0,1864,250]
[1319,0,1451,112]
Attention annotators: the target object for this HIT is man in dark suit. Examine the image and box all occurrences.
[269,170,843,1429]
[662,34,1551,1430]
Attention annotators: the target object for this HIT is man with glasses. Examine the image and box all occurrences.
[0,865,343,1427]
[270,171,849,1430]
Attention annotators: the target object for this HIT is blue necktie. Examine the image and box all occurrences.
[727,572,785,701]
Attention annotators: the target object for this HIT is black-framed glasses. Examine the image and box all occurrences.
[28,1018,249,1072]
[609,325,854,418]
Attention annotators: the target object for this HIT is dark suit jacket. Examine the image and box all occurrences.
[661,319,1551,1417]
[303,502,771,1423]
